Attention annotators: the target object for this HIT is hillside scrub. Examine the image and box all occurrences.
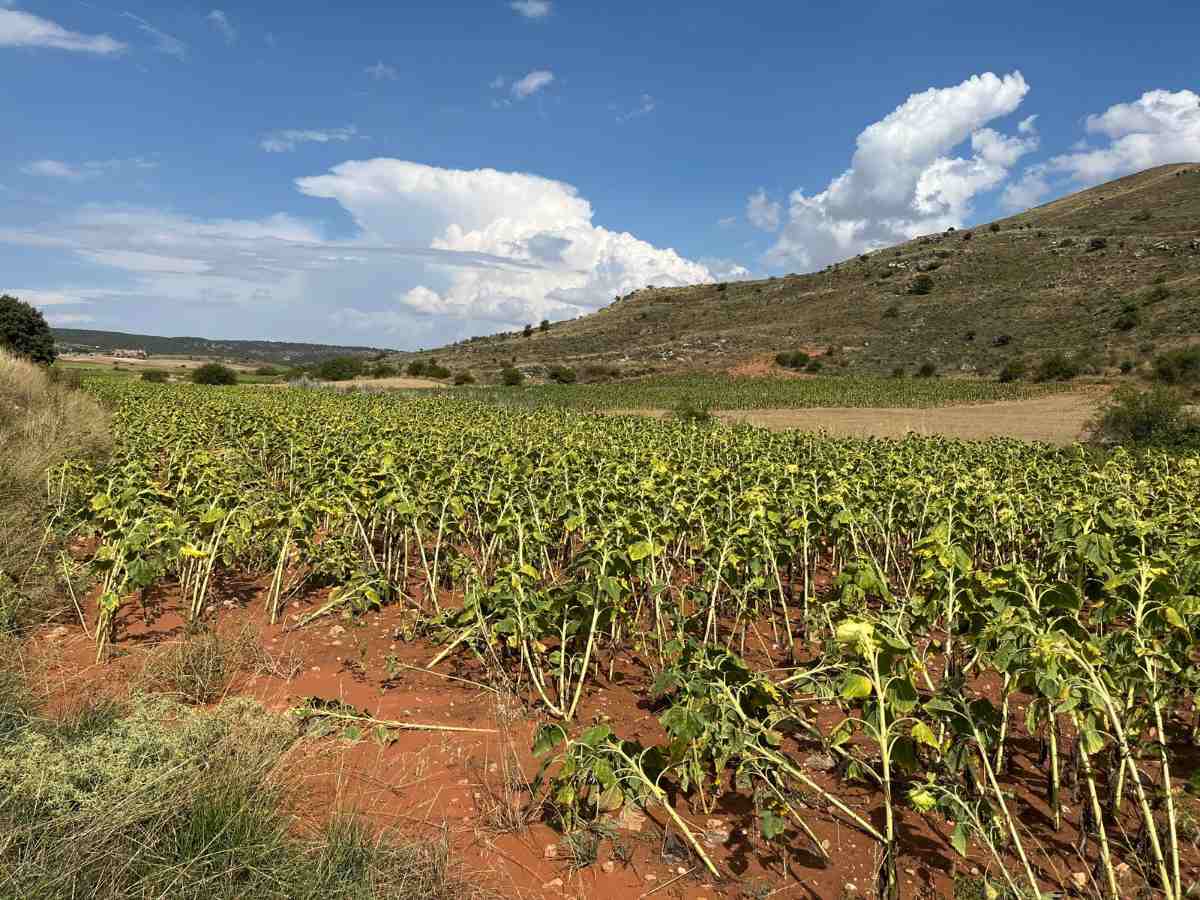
[1153,346,1200,385]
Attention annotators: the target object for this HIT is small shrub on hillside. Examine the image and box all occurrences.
[1035,351,1081,382]
[916,362,938,378]
[908,274,934,295]
[500,367,524,386]
[882,304,900,319]
[1087,237,1108,252]
[1119,359,1135,374]
[191,363,237,386]
[1152,346,1200,385]
[891,366,905,378]
[254,365,278,376]
[1089,385,1198,447]
[539,319,551,332]
[522,324,533,338]
[1144,284,1171,304]
[989,223,1001,233]
[715,283,727,292]
[774,350,811,369]
[406,360,427,377]
[141,370,169,383]
[452,371,475,385]
[548,365,577,384]
[997,359,1026,383]
[992,334,1012,347]
[371,362,398,378]
[1114,304,1141,331]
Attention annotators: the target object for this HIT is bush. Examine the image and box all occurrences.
[1034,351,1081,382]
[452,371,475,385]
[672,398,715,424]
[547,365,577,384]
[1119,359,1135,374]
[1087,237,1108,252]
[406,360,427,377]
[523,324,533,338]
[141,370,169,383]
[500,367,524,386]
[916,362,938,378]
[1144,284,1171,305]
[1152,346,1200,385]
[908,274,934,295]
[1089,385,1198,447]
[882,304,900,319]
[315,356,364,382]
[774,351,810,369]
[191,363,237,386]
[370,362,398,378]
[0,294,57,364]
[997,360,1026,383]
[804,360,823,373]
[1114,304,1141,331]
[891,366,905,378]
[540,319,551,332]
[989,223,1001,233]
[254,365,278,376]
[426,364,452,379]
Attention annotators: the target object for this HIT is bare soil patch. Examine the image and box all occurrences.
[618,390,1107,444]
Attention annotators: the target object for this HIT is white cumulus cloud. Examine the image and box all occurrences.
[0,8,125,54]
[746,189,781,231]
[1003,89,1200,210]
[296,158,714,324]
[762,71,1034,270]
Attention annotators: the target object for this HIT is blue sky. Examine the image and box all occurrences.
[2,1,1198,349]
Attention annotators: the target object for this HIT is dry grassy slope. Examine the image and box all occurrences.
[414,164,1200,377]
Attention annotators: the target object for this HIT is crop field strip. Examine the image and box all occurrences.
[63,380,1200,899]
[457,373,1071,410]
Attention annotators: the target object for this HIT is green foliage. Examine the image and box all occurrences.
[254,365,279,376]
[523,324,533,338]
[0,294,57,364]
[191,363,238,386]
[1090,384,1198,447]
[500,367,524,386]
[539,319,551,332]
[405,360,427,377]
[997,359,1026,383]
[774,350,810,369]
[547,364,577,384]
[1152,346,1200,385]
[1034,351,1081,382]
[916,362,937,378]
[140,369,169,383]
[452,371,475,385]
[882,304,900,319]
[671,397,715,424]
[315,356,364,381]
[908,274,934,295]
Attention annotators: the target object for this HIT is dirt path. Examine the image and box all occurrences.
[617,390,1107,444]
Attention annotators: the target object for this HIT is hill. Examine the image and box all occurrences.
[412,164,1200,379]
[53,329,391,367]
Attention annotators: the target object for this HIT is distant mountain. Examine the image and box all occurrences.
[53,329,392,367]
[415,163,1200,378]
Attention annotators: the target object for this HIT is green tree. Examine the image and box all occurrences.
[539,319,550,332]
[501,367,524,386]
[315,356,364,381]
[0,295,57,364]
[191,363,238,385]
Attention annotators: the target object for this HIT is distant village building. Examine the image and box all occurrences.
[111,349,148,359]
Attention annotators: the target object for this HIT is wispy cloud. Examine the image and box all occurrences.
[122,12,186,59]
[511,69,554,99]
[365,61,397,80]
[21,158,157,180]
[259,126,360,153]
[0,8,126,54]
[510,0,552,19]
[616,93,656,123]
[206,9,236,45]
